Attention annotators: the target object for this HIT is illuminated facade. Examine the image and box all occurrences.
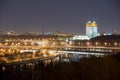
[86,21,98,38]
[73,35,90,40]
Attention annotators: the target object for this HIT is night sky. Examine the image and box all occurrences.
[0,0,120,34]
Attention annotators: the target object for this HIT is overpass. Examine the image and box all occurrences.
[58,51,105,56]
[1,55,59,66]
[1,45,120,53]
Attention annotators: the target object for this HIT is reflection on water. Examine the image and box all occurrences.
[2,66,6,71]
[69,54,84,62]
[59,52,104,62]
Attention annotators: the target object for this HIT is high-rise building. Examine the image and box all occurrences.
[86,21,98,38]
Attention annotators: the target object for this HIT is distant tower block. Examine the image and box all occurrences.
[86,21,98,38]
[42,27,44,35]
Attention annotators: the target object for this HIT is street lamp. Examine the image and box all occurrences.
[18,42,20,46]
[95,42,98,46]
[86,42,90,46]
[114,42,117,47]
[104,42,107,46]
[24,42,27,45]
[5,43,8,46]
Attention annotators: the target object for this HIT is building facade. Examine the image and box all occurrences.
[86,21,98,38]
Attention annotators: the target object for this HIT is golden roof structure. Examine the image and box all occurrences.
[86,21,97,27]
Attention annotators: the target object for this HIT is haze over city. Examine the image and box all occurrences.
[0,0,120,34]
[1,0,120,80]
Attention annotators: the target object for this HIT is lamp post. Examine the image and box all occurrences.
[104,42,107,46]
[95,42,98,46]
[86,42,90,46]
[114,42,117,47]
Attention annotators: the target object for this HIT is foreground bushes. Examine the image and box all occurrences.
[41,55,120,80]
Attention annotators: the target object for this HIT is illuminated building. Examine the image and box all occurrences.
[86,21,98,38]
[73,35,90,40]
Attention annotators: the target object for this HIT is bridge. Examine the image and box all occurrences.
[63,46,120,54]
[58,51,105,56]
[0,55,59,66]
[1,45,120,53]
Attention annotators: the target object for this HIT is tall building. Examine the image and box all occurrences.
[86,21,98,38]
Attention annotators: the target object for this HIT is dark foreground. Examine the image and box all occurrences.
[1,53,120,80]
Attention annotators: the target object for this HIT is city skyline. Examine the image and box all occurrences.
[0,0,120,34]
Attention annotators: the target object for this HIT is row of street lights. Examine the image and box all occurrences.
[76,42,120,47]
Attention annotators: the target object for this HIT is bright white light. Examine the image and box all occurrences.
[73,35,90,40]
